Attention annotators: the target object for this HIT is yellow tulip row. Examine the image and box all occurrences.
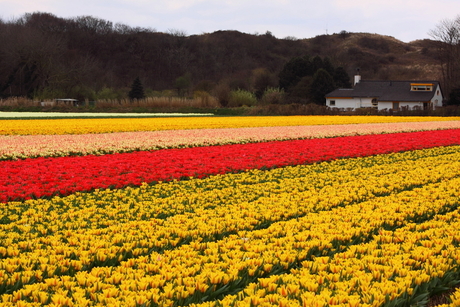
[0,147,459,295]
[1,116,458,135]
[197,208,460,307]
[2,145,456,235]
[2,144,458,232]
[1,152,460,306]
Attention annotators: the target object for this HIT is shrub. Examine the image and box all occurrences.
[213,83,231,107]
[228,89,257,107]
[193,91,218,107]
[260,87,285,105]
[97,87,124,100]
[339,30,350,39]
[358,36,390,54]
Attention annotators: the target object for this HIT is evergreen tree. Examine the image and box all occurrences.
[322,57,335,75]
[128,77,145,100]
[174,73,191,97]
[309,68,336,104]
[278,56,312,91]
[311,56,324,73]
[289,76,313,100]
[334,67,352,88]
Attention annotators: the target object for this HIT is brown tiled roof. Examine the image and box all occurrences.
[326,80,441,102]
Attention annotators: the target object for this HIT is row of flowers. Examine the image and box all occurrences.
[2,129,460,203]
[1,116,460,306]
[192,207,460,307]
[2,121,460,160]
[0,147,460,285]
[0,146,458,294]
[1,116,458,135]
[2,163,460,306]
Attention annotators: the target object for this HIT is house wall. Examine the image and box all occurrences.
[356,98,375,108]
[326,97,375,109]
[378,102,393,110]
[379,101,436,110]
[400,102,423,110]
[326,98,355,109]
[431,85,443,107]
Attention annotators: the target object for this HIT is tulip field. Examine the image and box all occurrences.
[1,115,460,307]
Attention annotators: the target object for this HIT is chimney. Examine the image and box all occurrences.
[354,74,361,86]
[354,68,361,86]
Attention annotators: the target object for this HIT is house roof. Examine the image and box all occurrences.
[325,80,441,102]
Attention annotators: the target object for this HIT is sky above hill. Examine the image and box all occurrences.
[1,0,459,42]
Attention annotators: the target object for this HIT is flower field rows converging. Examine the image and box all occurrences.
[2,121,460,160]
[2,128,460,203]
[0,116,460,307]
[1,146,459,295]
[1,146,460,306]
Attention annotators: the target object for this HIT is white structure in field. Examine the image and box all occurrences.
[325,75,444,111]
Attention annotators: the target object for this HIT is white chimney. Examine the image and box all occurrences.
[354,75,361,86]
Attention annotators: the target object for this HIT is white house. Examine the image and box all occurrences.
[325,75,443,111]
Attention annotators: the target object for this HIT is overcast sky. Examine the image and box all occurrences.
[1,0,459,42]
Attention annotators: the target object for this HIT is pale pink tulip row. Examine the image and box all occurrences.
[2,121,460,160]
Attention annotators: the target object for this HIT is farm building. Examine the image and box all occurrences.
[325,75,443,111]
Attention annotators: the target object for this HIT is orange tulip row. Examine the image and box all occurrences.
[2,121,460,160]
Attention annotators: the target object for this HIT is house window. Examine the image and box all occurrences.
[411,83,433,91]
[392,102,399,110]
[330,100,335,106]
[371,98,378,108]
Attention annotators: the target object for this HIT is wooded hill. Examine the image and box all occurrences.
[0,12,442,102]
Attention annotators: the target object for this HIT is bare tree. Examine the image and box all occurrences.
[72,16,114,35]
[0,21,65,98]
[429,15,460,96]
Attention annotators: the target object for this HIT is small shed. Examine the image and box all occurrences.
[54,99,79,106]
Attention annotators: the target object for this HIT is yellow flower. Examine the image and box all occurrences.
[51,293,72,306]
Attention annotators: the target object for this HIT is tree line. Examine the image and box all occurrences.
[0,12,310,103]
[1,12,459,106]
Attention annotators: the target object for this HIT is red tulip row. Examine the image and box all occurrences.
[1,129,460,203]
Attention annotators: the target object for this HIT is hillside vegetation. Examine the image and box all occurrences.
[0,12,445,108]
[0,12,456,114]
